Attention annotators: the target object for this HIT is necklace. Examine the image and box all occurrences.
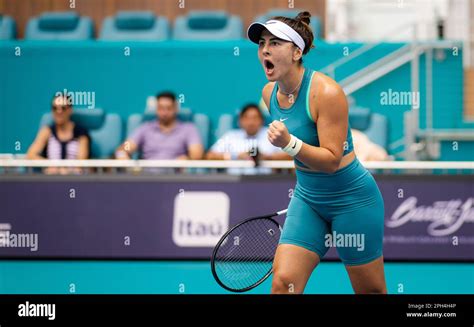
[278,69,305,97]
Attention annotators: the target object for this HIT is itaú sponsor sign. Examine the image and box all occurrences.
[386,197,474,236]
[173,191,230,247]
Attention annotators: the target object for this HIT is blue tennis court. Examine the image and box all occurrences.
[1,261,472,294]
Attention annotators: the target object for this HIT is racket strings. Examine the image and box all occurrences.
[217,222,276,263]
[213,218,280,291]
[218,229,274,263]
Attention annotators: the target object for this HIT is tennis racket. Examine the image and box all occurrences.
[211,208,288,292]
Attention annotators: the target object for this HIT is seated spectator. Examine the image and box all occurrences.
[206,103,290,174]
[115,91,203,160]
[26,94,90,174]
[351,129,389,161]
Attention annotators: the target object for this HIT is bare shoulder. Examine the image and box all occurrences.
[261,82,276,108]
[309,72,348,120]
[38,126,52,139]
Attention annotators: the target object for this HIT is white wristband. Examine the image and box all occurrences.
[282,134,303,157]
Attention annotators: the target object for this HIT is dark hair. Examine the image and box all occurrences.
[239,103,263,120]
[272,11,315,64]
[156,91,176,102]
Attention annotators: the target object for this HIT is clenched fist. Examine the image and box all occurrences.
[267,120,291,148]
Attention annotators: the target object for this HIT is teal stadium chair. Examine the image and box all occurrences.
[0,15,16,40]
[99,11,170,41]
[173,10,242,40]
[127,107,210,157]
[25,11,93,40]
[215,113,236,141]
[40,108,122,159]
[254,9,322,39]
[216,107,388,150]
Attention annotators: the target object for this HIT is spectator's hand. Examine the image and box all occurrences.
[44,167,59,175]
[268,120,291,148]
[176,155,189,160]
[44,167,80,175]
[115,150,130,160]
[71,167,84,175]
[237,152,252,160]
[59,167,71,175]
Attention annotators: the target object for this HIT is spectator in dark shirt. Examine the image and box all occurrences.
[27,94,90,174]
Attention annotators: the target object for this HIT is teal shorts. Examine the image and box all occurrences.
[280,158,385,266]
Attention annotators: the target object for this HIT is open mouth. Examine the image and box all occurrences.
[263,59,275,75]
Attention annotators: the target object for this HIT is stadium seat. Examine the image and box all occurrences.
[349,107,388,149]
[173,10,242,40]
[40,108,122,158]
[25,11,94,40]
[215,113,235,141]
[99,11,170,41]
[254,9,321,39]
[0,15,16,40]
[127,107,210,153]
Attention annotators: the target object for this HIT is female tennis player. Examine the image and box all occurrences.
[247,11,387,294]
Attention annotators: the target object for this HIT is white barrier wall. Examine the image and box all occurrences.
[326,0,469,45]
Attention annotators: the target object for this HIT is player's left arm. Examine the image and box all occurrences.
[295,81,347,173]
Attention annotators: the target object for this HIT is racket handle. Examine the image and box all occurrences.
[276,209,288,216]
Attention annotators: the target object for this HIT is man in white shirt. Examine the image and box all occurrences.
[206,103,290,174]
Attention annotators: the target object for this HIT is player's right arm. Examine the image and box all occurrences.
[261,82,275,111]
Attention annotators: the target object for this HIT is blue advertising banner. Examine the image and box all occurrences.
[0,175,472,261]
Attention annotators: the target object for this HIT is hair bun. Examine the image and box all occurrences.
[295,11,311,25]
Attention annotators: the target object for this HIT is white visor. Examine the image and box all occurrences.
[247,19,305,52]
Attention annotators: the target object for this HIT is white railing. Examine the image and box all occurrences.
[320,22,420,79]
[0,159,472,170]
[320,19,467,161]
[339,44,414,95]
